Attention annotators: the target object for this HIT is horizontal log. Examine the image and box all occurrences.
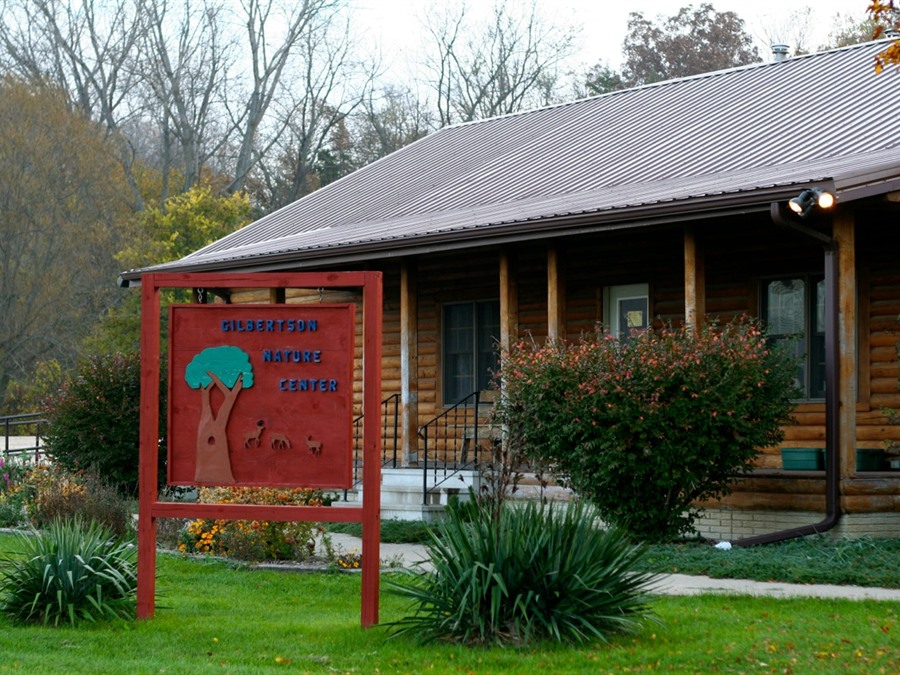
[782,426,825,441]
[857,426,900,440]
[870,346,899,362]
[715,492,826,510]
[792,402,826,413]
[871,378,900,394]
[869,364,900,378]
[867,332,900,347]
[840,476,900,495]
[871,394,900,408]
[731,478,826,495]
[841,495,900,512]
[791,412,827,425]
[857,410,897,423]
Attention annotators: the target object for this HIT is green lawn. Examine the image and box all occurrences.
[329,519,900,589]
[0,535,898,673]
[636,536,900,589]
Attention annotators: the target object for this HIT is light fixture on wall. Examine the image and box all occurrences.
[788,188,835,217]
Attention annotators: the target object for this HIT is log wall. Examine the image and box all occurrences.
[218,208,900,507]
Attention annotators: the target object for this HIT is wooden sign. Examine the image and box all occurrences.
[167,304,355,488]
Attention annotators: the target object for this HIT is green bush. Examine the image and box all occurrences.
[23,465,132,539]
[386,499,657,645]
[0,518,137,626]
[497,319,799,541]
[42,352,166,497]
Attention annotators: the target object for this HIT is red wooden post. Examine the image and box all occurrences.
[137,275,161,619]
[361,272,383,627]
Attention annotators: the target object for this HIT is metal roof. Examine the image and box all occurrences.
[123,40,900,281]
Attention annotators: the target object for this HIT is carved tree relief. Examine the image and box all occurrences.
[185,346,254,483]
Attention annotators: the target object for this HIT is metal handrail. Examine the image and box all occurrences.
[417,391,485,504]
[1,412,48,462]
[347,393,401,493]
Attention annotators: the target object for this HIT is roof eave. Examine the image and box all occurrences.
[122,186,820,286]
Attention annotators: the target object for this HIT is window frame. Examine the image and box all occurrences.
[440,299,501,405]
[760,274,826,401]
[603,283,650,340]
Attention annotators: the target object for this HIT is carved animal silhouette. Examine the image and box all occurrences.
[270,433,291,450]
[243,422,265,448]
[306,435,322,455]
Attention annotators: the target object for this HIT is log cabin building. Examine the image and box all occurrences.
[122,41,900,540]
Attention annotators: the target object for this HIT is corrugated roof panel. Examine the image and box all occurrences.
[136,41,900,277]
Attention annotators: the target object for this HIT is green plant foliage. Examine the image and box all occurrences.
[0,457,32,527]
[86,185,253,356]
[1,359,63,417]
[386,499,657,645]
[324,519,434,544]
[177,487,324,561]
[498,319,800,541]
[42,352,166,497]
[0,518,137,626]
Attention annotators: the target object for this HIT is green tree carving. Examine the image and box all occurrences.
[185,346,254,483]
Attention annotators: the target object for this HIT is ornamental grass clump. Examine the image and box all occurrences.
[498,319,799,541]
[386,498,657,645]
[0,518,137,626]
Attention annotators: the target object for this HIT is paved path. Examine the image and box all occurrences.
[328,533,900,602]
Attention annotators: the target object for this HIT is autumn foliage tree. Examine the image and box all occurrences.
[0,78,130,408]
[619,3,760,87]
[86,186,253,355]
[869,1,900,71]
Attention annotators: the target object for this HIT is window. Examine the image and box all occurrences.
[762,276,825,399]
[604,283,649,340]
[442,300,500,403]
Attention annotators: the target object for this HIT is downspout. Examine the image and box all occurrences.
[733,205,841,546]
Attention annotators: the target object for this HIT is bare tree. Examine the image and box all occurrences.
[351,85,432,166]
[248,13,375,211]
[223,0,343,195]
[140,0,233,198]
[754,6,815,57]
[422,0,578,126]
[822,12,879,50]
[0,0,148,210]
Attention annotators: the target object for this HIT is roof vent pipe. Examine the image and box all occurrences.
[772,44,791,62]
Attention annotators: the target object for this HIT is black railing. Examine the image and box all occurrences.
[418,391,487,504]
[1,413,48,462]
[349,393,401,490]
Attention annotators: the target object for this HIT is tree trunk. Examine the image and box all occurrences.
[193,373,243,483]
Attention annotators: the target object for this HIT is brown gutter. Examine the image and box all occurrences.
[733,202,841,546]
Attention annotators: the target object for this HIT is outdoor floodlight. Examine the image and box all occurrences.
[788,188,835,217]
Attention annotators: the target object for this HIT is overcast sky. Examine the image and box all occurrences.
[354,0,868,77]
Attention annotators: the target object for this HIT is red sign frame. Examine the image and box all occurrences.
[137,272,382,627]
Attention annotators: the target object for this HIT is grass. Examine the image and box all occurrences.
[326,518,433,544]
[0,537,900,673]
[326,519,900,589]
[636,536,900,589]
[0,532,898,673]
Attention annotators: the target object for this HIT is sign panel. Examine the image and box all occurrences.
[168,304,355,488]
